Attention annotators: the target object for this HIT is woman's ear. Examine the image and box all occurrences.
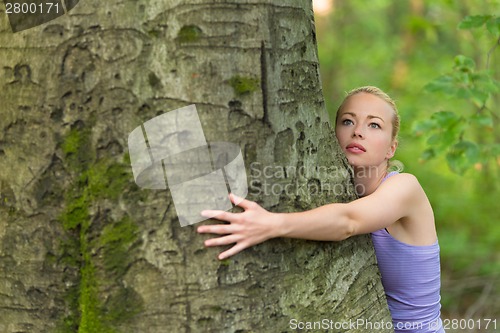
[386,140,398,159]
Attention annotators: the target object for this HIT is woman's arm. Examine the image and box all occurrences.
[197,173,425,260]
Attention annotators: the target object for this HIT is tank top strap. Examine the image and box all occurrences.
[382,170,399,183]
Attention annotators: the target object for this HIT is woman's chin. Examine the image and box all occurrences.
[346,158,364,168]
[348,160,376,171]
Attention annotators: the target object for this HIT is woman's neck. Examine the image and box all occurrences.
[353,164,388,197]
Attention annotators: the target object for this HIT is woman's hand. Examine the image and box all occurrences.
[197,193,280,260]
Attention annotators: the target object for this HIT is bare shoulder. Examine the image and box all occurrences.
[379,172,424,195]
[387,172,419,183]
[380,173,436,245]
[376,172,431,211]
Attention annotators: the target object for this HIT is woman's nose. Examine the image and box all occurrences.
[352,125,364,138]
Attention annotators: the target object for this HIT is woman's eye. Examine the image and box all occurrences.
[342,119,354,126]
[369,122,381,129]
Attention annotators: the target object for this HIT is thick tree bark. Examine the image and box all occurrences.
[0,1,392,332]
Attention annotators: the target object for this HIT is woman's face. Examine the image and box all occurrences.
[335,92,397,169]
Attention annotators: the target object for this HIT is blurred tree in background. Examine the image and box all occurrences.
[314,0,500,322]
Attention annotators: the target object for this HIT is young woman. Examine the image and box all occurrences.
[197,86,444,332]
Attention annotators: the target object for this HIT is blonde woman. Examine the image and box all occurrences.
[198,87,444,332]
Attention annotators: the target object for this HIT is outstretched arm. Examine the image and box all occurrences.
[197,173,424,260]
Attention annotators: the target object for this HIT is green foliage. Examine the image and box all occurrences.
[458,15,493,30]
[412,102,494,174]
[446,140,480,174]
[424,55,498,105]
[458,14,500,35]
[412,14,500,174]
[315,0,500,318]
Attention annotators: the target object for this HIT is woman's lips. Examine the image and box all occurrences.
[346,143,366,153]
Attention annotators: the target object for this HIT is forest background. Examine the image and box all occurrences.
[314,0,500,320]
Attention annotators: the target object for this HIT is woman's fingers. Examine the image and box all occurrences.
[198,194,264,260]
[218,242,248,260]
[198,227,249,260]
[197,223,236,235]
[200,210,237,222]
[201,194,257,219]
[229,193,255,210]
[204,234,240,247]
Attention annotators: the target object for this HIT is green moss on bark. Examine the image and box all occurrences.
[177,25,203,43]
[99,216,138,277]
[57,127,141,333]
[148,72,162,88]
[62,127,93,171]
[228,75,260,96]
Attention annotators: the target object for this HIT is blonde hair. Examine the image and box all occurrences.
[336,86,403,172]
[336,86,400,142]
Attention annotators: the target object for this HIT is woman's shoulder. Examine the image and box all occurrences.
[379,172,426,197]
[385,171,420,183]
[380,173,436,245]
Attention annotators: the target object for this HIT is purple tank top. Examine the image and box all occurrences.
[371,171,444,332]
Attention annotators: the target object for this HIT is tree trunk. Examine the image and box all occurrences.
[0,1,392,332]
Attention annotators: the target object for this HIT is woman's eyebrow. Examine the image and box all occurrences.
[342,112,385,123]
[368,115,385,123]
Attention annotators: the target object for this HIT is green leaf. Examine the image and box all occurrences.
[431,111,460,127]
[467,72,499,105]
[471,72,500,94]
[424,75,457,95]
[453,72,470,87]
[446,141,478,174]
[426,130,457,149]
[412,119,436,136]
[427,133,441,146]
[455,86,473,99]
[426,111,465,149]
[458,15,492,29]
[420,148,436,161]
[446,153,470,175]
[469,88,489,105]
[462,141,480,161]
[454,55,475,72]
[442,128,460,148]
[486,17,500,35]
